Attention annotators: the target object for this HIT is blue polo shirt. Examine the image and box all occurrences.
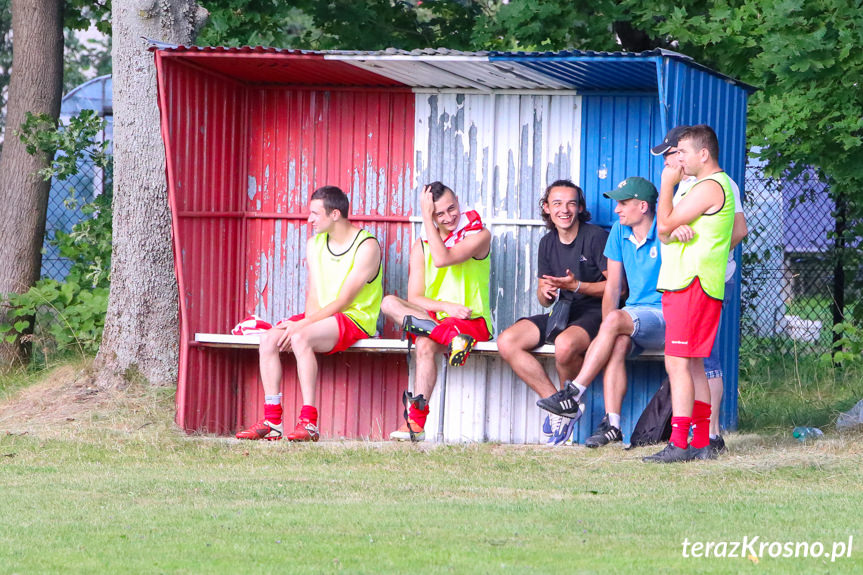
[603,216,662,308]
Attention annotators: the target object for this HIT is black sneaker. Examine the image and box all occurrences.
[584,416,622,448]
[688,445,717,461]
[709,435,727,456]
[536,382,584,419]
[642,442,694,463]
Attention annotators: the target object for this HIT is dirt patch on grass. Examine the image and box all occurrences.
[0,360,177,439]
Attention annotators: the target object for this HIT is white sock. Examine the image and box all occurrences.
[572,382,587,401]
[265,393,282,405]
[607,413,621,429]
[709,433,719,440]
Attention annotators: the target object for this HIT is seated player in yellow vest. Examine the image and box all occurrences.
[236,185,382,442]
[380,181,492,442]
[497,180,608,446]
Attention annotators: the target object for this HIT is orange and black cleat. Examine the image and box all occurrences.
[448,334,476,367]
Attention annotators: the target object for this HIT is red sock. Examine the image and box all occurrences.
[690,401,712,449]
[409,404,430,428]
[669,416,692,449]
[263,403,283,425]
[300,405,318,426]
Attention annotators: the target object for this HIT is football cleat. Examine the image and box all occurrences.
[286,419,320,442]
[236,419,283,441]
[448,334,476,366]
[389,419,426,442]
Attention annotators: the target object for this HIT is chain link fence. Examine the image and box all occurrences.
[41,159,109,280]
[740,164,854,357]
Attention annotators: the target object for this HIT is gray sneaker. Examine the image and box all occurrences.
[584,415,622,448]
[642,442,694,463]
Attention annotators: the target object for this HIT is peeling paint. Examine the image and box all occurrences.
[247,175,256,200]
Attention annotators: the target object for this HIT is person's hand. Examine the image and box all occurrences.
[420,184,435,222]
[442,301,472,320]
[670,224,695,243]
[538,277,558,301]
[660,163,685,190]
[274,319,303,352]
[543,269,578,291]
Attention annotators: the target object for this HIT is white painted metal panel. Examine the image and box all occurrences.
[411,90,583,443]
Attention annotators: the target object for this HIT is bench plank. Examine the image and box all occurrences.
[193,333,662,358]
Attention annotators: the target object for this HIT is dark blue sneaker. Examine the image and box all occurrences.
[536,382,584,420]
[584,416,623,448]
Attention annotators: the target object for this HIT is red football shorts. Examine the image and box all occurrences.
[283,312,369,354]
[662,277,722,358]
[427,315,491,346]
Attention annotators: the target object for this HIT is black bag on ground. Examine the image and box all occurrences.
[628,377,673,447]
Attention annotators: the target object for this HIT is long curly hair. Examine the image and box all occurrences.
[539,179,590,231]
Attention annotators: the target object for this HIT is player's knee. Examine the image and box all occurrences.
[259,329,281,355]
[415,337,437,361]
[603,310,629,334]
[289,329,310,352]
[555,333,586,361]
[497,327,519,358]
[380,294,400,318]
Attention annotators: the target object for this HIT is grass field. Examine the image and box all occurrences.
[1,361,862,574]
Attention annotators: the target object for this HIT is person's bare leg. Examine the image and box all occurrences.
[574,310,634,387]
[259,328,286,396]
[665,355,694,418]
[413,336,444,398]
[289,316,340,406]
[497,319,557,398]
[381,294,430,327]
[602,334,631,416]
[708,375,723,435]
[553,325,591,386]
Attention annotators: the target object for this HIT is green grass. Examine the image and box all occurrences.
[0,365,861,574]
[1,434,862,574]
[738,349,863,433]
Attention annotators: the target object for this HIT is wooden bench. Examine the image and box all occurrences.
[194,333,663,443]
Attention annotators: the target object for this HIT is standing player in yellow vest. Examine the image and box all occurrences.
[380,182,492,441]
[645,125,735,463]
[652,126,748,456]
[236,186,382,442]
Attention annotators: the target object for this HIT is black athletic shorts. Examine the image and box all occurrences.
[520,304,603,347]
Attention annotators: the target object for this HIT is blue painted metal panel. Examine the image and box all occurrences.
[580,95,661,228]
[507,59,660,91]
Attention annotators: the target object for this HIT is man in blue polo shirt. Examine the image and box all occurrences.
[537,177,665,447]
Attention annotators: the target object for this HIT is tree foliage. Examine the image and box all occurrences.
[198,0,483,50]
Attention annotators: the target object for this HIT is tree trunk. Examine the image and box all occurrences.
[95,0,207,388]
[0,0,64,370]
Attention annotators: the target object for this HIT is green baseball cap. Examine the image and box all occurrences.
[603,177,658,203]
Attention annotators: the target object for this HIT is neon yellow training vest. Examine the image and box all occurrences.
[657,172,735,300]
[310,229,382,335]
[423,241,493,335]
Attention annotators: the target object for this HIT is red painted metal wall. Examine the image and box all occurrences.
[157,52,415,437]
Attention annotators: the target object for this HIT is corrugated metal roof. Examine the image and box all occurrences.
[149,41,755,93]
